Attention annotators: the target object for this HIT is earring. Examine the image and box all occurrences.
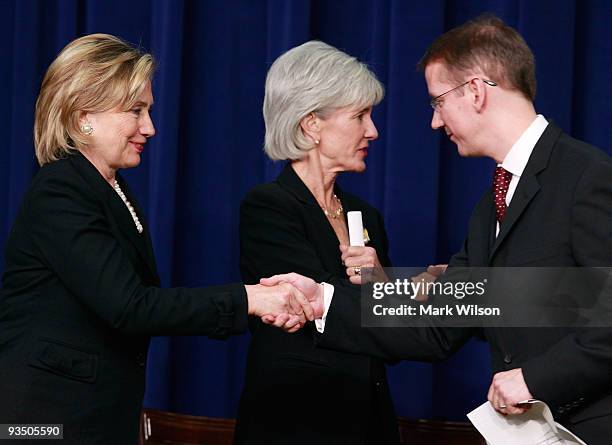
[314,139,320,145]
[80,122,94,135]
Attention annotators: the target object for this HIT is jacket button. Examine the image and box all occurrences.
[503,354,512,364]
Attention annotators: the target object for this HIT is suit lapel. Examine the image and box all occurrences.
[483,192,497,259]
[276,164,346,274]
[489,123,562,260]
[490,175,541,259]
[69,152,159,282]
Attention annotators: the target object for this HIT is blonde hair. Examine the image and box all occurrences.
[264,41,384,161]
[34,33,155,165]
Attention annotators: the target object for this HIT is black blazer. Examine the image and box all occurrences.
[234,165,399,445]
[319,124,612,443]
[0,152,248,444]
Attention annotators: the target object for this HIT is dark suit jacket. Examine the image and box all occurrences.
[234,165,399,445]
[0,152,248,444]
[319,124,612,443]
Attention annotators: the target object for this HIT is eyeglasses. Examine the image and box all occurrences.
[430,78,497,110]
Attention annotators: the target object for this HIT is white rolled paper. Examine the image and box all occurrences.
[347,211,365,246]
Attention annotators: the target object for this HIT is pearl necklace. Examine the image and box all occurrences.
[322,194,344,219]
[113,180,143,234]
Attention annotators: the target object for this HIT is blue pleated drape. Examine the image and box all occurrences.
[1,0,611,421]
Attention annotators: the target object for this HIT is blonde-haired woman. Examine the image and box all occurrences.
[0,34,316,444]
[235,41,399,445]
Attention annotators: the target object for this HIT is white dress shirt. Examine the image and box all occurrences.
[496,114,548,235]
[314,283,334,332]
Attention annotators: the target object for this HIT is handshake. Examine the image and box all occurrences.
[245,273,324,332]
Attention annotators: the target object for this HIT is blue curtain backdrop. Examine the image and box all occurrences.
[1,0,611,421]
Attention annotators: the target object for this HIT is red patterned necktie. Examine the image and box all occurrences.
[493,166,513,223]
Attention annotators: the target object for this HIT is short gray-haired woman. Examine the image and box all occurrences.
[235,41,399,445]
[0,34,316,444]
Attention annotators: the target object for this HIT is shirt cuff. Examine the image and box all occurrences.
[314,282,334,333]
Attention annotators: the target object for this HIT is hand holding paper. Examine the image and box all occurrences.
[341,211,388,284]
[488,368,534,415]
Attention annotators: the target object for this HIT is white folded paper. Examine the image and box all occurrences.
[347,211,365,246]
[467,400,586,445]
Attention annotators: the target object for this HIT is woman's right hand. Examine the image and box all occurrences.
[245,274,324,332]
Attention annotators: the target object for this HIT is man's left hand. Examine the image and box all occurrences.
[487,368,534,415]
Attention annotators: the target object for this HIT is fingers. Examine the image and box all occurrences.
[261,313,304,333]
[411,272,435,301]
[279,314,302,331]
[347,264,362,283]
[260,272,301,286]
[342,246,383,285]
[261,314,276,325]
[259,274,321,321]
[270,313,291,328]
[340,245,365,263]
[286,284,314,321]
[282,283,301,313]
[341,246,378,266]
[489,378,507,414]
[345,264,363,281]
[286,315,303,333]
[488,369,533,415]
[427,264,448,277]
[309,284,325,319]
[286,294,306,322]
[505,405,528,415]
[287,324,301,333]
[346,263,370,275]
[259,274,290,286]
[487,383,497,409]
[513,402,533,414]
[349,275,362,285]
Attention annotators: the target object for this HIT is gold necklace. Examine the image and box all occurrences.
[322,194,344,219]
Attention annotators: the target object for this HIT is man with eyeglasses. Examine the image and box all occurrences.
[264,13,612,443]
[416,15,612,440]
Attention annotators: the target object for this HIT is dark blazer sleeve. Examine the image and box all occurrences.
[23,170,247,338]
[319,281,472,362]
[522,157,612,406]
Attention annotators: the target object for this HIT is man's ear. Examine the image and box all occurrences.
[299,112,321,143]
[470,78,488,112]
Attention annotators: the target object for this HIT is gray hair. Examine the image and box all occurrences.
[263,41,384,160]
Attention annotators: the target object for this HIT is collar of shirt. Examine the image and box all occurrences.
[499,114,549,177]
[494,115,548,236]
